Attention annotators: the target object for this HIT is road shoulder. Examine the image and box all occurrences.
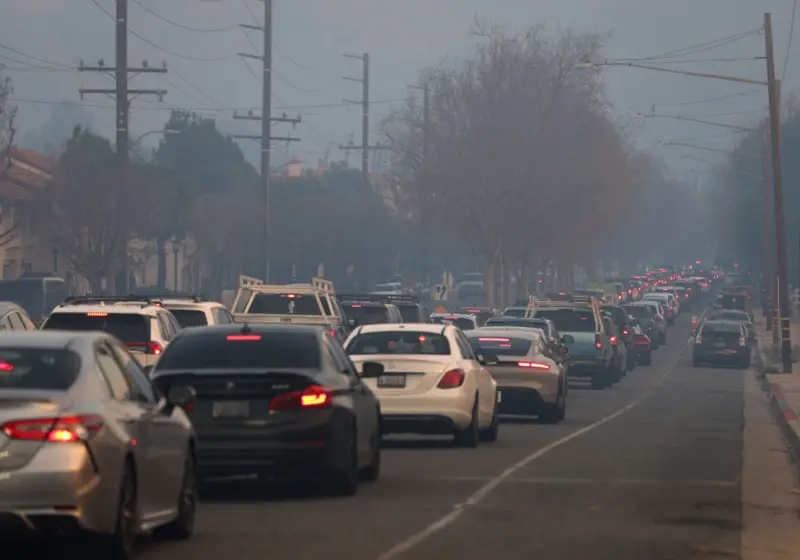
[742,369,800,559]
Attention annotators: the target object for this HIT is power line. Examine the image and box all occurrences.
[783,0,797,79]
[621,28,763,62]
[0,42,75,69]
[627,56,764,65]
[653,89,762,107]
[129,0,238,33]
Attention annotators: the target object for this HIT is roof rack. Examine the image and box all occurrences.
[239,275,264,288]
[338,293,420,304]
[135,293,208,303]
[60,295,157,307]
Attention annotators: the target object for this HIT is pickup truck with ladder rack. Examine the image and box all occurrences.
[231,275,349,342]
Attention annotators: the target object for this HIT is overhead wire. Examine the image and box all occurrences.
[653,90,762,107]
[783,0,797,80]
[616,28,763,62]
[129,0,238,33]
[0,42,75,69]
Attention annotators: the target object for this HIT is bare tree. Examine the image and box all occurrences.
[383,24,637,304]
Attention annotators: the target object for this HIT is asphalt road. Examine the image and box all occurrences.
[14,303,765,559]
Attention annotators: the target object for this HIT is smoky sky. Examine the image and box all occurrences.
[2,0,798,181]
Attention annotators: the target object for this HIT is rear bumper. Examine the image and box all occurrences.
[376,394,474,431]
[496,387,546,415]
[0,444,114,537]
[382,414,460,435]
[693,347,749,363]
[567,357,607,378]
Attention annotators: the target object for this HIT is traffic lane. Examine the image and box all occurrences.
[389,345,744,559]
[131,331,689,559]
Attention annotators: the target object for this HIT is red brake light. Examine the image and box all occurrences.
[437,369,465,389]
[269,385,332,412]
[517,361,550,370]
[2,415,103,442]
[86,312,108,317]
[350,304,362,308]
[467,309,481,313]
[478,337,510,342]
[226,334,262,341]
[595,334,603,350]
[610,336,618,344]
[126,341,163,355]
[0,361,14,372]
[622,329,629,336]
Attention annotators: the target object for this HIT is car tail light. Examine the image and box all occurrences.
[610,335,618,345]
[269,385,332,412]
[739,336,746,347]
[2,415,104,442]
[517,361,551,370]
[691,316,697,329]
[622,329,629,336]
[126,341,162,355]
[695,334,703,344]
[437,369,466,389]
[595,334,603,350]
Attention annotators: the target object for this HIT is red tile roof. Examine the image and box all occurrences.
[0,147,54,200]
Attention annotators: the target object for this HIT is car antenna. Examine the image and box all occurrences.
[240,323,252,334]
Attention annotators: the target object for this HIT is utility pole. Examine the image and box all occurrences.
[79,0,167,293]
[764,12,792,372]
[763,123,774,331]
[342,53,388,187]
[236,1,301,282]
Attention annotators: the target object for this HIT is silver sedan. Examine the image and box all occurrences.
[0,331,197,559]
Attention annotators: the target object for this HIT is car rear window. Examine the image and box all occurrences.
[466,335,532,356]
[155,331,321,370]
[702,322,742,334]
[346,331,450,355]
[42,312,150,344]
[533,308,596,332]
[168,309,208,328]
[503,308,528,318]
[247,293,331,315]
[0,349,80,391]
[485,317,550,334]
[623,305,652,320]
[343,304,389,325]
[395,304,423,322]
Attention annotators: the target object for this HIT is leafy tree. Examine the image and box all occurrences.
[51,127,118,290]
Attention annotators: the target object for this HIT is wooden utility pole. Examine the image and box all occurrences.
[235,1,301,282]
[764,13,792,372]
[763,123,774,331]
[79,0,167,293]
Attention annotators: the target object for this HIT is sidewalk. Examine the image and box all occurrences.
[755,315,800,466]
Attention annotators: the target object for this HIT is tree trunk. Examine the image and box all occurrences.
[156,236,167,289]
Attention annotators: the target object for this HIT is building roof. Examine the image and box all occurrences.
[0,147,54,200]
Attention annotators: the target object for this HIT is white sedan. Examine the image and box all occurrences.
[344,323,499,446]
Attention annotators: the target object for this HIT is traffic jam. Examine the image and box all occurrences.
[0,263,762,559]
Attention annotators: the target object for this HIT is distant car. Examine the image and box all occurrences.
[631,322,653,365]
[465,328,567,423]
[147,295,236,328]
[629,301,667,345]
[0,301,38,331]
[623,304,660,350]
[0,331,197,556]
[344,323,499,446]
[692,320,750,368]
[339,300,404,327]
[429,312,478,331]
[150,324,382,495]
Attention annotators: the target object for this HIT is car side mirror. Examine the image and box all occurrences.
[478,353,498,366]
[348,318,358,328]
[167,385,196,410]
[561,334,575,343]
[360,361,384,378]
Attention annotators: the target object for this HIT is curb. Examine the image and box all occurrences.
[761,376,800,466]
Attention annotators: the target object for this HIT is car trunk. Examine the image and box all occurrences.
[701,330,741,350]
[0,391,65,471]
[487,355,547,384]
[152,370,319,441]
[350,355,456,395]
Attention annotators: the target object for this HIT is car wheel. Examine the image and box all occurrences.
[154,451,197,541]
[327,429,359,496]
[91,460,137,560]
[454,397,479,447]
[359,419,381,482]
[479,397,499,442]
[627,350,636,371]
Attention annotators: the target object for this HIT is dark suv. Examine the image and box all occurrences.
[601,305,636,372]
[339,300,403,327]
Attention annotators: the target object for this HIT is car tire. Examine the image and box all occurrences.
[454,398,479,447]
[91,460,138,560]
[479,398,500,442]
[539,384,566,424]
[359,420,381,482]
[326,429,359,496]
[627,350,636,371]
[153,452,197,541]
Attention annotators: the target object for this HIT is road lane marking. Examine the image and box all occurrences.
[413,475,739,487]
[376,345,687,560]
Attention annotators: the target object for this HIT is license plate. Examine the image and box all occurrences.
[212,401,250,418]
[377,375,406,388]
[714,342,726,348]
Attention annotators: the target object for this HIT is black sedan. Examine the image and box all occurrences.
[150,323,383,496]
[691,320,750,368]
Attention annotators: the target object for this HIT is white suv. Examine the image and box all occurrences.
[150,295,235,328]
[40,296,181,370]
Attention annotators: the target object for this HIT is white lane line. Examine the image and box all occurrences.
[375,347,686,560]
[413,476,739,487]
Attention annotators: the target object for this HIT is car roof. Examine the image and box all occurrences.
[50,303,163,315]
[469,327,544,340]
[0,330,107,347]
[430,312,474,319]
[703,320,743,328]
[341,301,388,308]
[353,323,451,334]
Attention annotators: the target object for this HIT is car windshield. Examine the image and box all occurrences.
[156,331,321,370]
[168,309,208,328]
[624,306,652,320]
[0,349,80,391]
[343,305,388,325]
[42,313,150,344]
[346,331,450,355]
[466,335,533,356]
[533,308,596,332]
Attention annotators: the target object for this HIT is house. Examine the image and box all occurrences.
[0,147,64,280]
